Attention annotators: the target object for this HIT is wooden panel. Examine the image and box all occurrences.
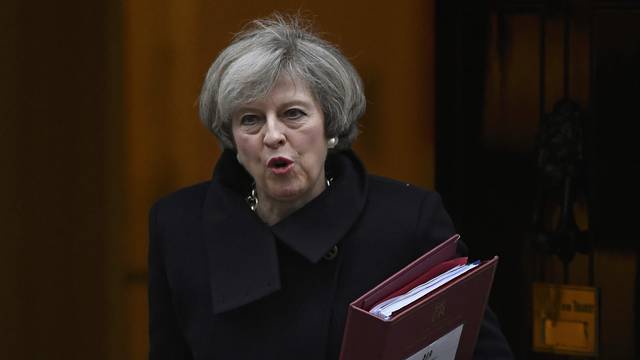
[483,14,541,152]
[0,0,21,355]
[126,283,149,360]
[0,0,20,356]
[590,8,640,358]
[595,250,636,359]
[1,1,114,359]
[123,0,220,273]
[591,9,640,246]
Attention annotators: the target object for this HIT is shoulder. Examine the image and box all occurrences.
[153,181,210,210]
[367,174,444,206]
[363,174,449,229]
[364,174,456,251]
[150,181,211,225]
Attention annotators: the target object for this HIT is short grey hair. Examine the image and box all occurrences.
[198,14,366,150]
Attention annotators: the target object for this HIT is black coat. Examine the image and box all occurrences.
[148,150,513,359]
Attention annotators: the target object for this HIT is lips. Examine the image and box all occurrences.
[267,156,294,175]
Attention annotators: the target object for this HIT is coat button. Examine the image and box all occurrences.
[323,245,339,261]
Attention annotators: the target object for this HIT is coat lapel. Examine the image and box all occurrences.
[202,151,281,314]
[272,151,367,263]
[202,150,368,314]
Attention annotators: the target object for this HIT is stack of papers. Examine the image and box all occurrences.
[369,261,480,320]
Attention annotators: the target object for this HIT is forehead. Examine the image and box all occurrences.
[238,75,317,109]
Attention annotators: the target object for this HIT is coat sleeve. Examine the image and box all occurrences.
[148,203,193,360]
[415,191,514,359]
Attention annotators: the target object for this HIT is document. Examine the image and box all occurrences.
[370,261,480,320]
[404,324,464,360]
[369,256,468,309]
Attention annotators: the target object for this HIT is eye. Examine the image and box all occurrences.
[239,114,261,126]
[283,108,306,120]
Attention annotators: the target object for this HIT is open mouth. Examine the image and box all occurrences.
[267,157,294,174]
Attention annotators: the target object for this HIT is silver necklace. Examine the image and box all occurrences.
[247,177,333,212]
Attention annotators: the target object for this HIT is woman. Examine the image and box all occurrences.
[148,14,513,359]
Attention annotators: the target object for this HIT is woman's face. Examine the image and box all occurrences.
[232,76,328,207]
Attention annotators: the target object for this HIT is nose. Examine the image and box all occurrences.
[263,115,286,148]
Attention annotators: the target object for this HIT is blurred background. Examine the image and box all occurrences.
[1,0,637,359]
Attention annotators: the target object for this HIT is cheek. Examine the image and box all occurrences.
[233,134,254,160]
[298,125,327,150]
[234,139,262,179]
[299,131,328,169]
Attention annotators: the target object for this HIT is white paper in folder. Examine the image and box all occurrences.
[369,261,480,320]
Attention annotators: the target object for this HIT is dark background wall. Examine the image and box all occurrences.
[436,0,638,358]
[1,1,117,359]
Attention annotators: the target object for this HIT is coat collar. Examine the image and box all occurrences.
[202,149,368,314]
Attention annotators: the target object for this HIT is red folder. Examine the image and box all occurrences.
[339,235,498,360]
